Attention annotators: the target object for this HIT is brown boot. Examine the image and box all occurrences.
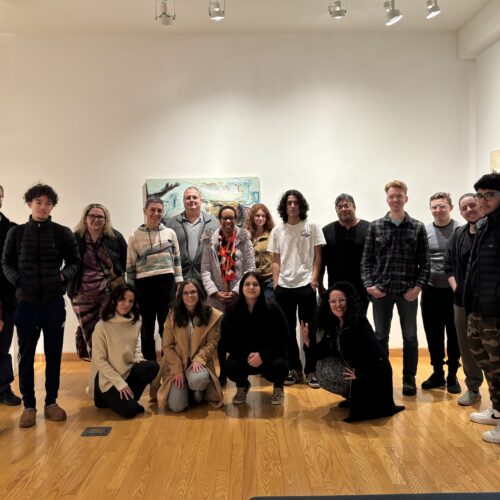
[19,408,37,428]
[44,403,67,421]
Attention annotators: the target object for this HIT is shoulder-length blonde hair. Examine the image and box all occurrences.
[244,203,275,238]
[75,203,116,238]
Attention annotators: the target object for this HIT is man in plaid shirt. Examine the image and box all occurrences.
[361,180,430,396]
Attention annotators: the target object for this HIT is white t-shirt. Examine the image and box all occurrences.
[267,220,325,288]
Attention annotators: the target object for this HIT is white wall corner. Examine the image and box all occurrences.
[458,0,500,60]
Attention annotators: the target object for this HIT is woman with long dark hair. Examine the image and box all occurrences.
[89,284,159,419]
[303,281,404,422]
[201,205,255,384]
[152,279,224,412]
[244,203,275,299]
[222,272,289,405]
[69,203,128,359]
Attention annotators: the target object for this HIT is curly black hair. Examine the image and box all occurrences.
[474,173,500,192]
[277,189,309,222]
[101,284,140,323]
[171,279,212,327]
[317,281,364,330]
[23,183,59,205]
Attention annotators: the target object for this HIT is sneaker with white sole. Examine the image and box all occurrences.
[470,407,499,425]
[271,386,284,405]
[483,423,500,444]
[232,382,251,405]
[284,370,303,386]
[306,372,320,389]
[457,390,481,406]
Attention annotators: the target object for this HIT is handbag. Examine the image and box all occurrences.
[316,355,351,398]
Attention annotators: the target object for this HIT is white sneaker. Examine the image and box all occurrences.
[470,407,499,425]
[483,423,500,444]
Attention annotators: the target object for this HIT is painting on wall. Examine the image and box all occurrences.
[491,149,500,173]
[144,177,261,225]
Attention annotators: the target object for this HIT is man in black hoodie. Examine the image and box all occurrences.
[0,185,21,407]
[464,173,500,444]
[2,184,80,428]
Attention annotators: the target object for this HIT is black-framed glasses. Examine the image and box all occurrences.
[87,214,106,221]
[475,191,500,201]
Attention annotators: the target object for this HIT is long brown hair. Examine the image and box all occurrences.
[244,203,275,238]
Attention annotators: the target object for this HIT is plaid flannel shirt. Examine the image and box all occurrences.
[361,213,430,294]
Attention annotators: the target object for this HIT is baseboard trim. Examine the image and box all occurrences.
[34,347,428,363]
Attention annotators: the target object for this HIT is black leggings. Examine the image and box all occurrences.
[94,361,159,418]
[225,355,288,388]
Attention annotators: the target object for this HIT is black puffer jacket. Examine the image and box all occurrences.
[2,216,80,304]
[464,207,500,317]
[0,212,17,310]
[67,229,127,299]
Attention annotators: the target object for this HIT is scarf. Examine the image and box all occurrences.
[218,230,237,283]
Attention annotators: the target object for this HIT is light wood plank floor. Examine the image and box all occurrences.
[0,357,499,500]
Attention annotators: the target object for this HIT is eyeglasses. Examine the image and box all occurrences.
[328,297,347,305]
[475,191,500,201]
[221,216,235,221]
[87,215,105,221]
[336,203,353,210]
[182,290,198,297]
[243,282,260,288]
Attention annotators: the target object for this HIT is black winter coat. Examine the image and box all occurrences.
[0,212,17,310]
[2,216,80,304]
[221,300,289,365]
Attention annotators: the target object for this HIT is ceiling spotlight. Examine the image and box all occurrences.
[155,0,176,26]
[329,0,347,19]
[426,0,441,19]
[383,0,402,26]
[209,0,225,21]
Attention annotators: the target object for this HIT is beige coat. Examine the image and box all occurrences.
[152,307,224,408]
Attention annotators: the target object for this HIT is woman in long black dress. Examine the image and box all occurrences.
[303,281,404,422]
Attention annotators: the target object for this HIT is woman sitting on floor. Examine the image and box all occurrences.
[221,271,289,405]
[89,284,159,419]
[302,281,404,422]
[152,279,224,412]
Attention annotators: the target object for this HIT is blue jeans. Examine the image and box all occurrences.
[371,293,418,377]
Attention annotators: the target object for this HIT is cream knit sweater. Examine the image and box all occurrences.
[89,314,144,396]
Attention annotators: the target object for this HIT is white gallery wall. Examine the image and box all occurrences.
[476,36,500,177]
[0,31,474,353]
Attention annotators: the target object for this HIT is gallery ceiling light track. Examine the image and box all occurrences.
[154,0,442,27]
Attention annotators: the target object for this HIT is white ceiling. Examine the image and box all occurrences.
[0,0,490,36]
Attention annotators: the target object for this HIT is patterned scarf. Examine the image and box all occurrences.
[218,230,237,283]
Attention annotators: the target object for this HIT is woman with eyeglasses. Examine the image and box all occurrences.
[201,205,256,385]
[302,281,404,422]
[221,272,289,405]
[68,203,128,359]
[244,203,275,299]
[151,279,224,411]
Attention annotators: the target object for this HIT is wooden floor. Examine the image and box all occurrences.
[0,357,499,500]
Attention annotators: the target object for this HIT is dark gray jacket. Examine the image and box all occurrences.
[0,212,17,310]
[166,211,219,282]
[2,216,80,304]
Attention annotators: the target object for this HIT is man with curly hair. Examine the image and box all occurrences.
[268,189,325,387]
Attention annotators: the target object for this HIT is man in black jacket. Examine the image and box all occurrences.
[464,173,500,444]
[2,184,80,428]
[0,185,21,407]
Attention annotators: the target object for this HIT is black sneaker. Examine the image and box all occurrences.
[421,371,446,390]
[0,389,22,406]
[446,375,461,394]
[402,375,417,396]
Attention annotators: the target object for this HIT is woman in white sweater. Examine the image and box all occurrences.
[89,284,159,418]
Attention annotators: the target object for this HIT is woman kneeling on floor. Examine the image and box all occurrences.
[303,281,404,422]
[152,279,224,412]
[89,284,159,418]
[221,271,289,405]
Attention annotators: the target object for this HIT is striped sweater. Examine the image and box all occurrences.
[126,224,183,284]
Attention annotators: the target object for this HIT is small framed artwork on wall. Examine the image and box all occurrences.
[491,149,500,172]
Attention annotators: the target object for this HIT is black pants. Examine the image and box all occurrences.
[0,307,15,394]
[15,297,66,408]
[136,274,174,361]
[274,284,317,374]
[94,361,159,418]
[421,286,461,373]
[225,355,288,388]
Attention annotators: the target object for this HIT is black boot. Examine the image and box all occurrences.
[421,370,445,390]
[446,367,461,394]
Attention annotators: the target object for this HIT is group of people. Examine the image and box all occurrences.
[0,175,499,445]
